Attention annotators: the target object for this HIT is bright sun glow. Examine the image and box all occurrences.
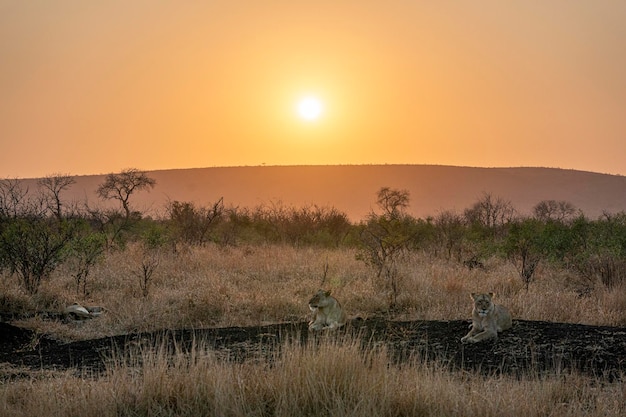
[297,96,323,121]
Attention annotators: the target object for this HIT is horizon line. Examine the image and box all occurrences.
[6,163,623,181]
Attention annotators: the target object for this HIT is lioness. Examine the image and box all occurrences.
[461,292,512,343]
[64,303,92,320]
[63,303,106,320]
[308,289,347,331]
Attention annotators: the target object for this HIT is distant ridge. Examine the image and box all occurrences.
[17,165,626,221]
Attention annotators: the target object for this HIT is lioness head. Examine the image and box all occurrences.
[471,292,495,317]
[309,289,332,309]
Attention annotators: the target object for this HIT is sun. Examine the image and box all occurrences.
[297,96,323,121]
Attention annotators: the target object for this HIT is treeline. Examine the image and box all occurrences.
[1,170,626,298]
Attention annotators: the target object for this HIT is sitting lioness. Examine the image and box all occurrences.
[308,289,347,331]
[461,292,512,343]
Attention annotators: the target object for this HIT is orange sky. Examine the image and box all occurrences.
[1,1,625,179]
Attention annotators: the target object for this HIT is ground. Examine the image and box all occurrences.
[2,318,626,381]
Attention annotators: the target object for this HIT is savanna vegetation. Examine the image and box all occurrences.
[1,169,626,417]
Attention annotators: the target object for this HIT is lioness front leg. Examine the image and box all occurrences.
[309,312,329,331]
[462,328,498,344]
[324,321,344,330]
[309,320,325,331]
[461,326,479,343]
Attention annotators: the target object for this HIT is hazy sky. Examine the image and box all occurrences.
[1,1,625,178]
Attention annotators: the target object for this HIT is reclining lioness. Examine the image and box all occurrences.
[461,292,512,343]
[63,303,105,320]
[308,289,347,331]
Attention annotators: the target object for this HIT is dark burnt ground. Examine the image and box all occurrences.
[1,318,626,380]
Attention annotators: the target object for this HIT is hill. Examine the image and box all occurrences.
[16,165,626,221]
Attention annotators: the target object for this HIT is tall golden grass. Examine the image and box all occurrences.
[1,335,625,417]
[2,244,626,416]
[2,243,626,341]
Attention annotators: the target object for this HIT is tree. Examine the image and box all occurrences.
[83,205,130,249]
[357,187,417,309]
[38,173,76,220]
[376,187,410,219]
[432,210,466,261]
[464,192,516,231]
[0,217,80,294]
[67,230,107,296]
[502,218,545,291]
[533,200,578,223]
[130,242,161,298]
[0,178,43,219]
[570,212,626,288]
[96,168,156,219]
[166,198,224,246]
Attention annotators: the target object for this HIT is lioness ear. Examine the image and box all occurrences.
[470,293,477,300]
[488,292,495,299]
[325,290,331,296]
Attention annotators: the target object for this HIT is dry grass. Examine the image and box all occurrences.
[2,244,626,416]
[1,336,624,417]
[2,243,626,341]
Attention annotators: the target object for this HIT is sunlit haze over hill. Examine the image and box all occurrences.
[1,1,626,178]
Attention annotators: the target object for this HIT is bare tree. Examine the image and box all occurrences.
[464,192,516,230]
[131,244,161,298]
[0,178,41,218]
[96,168,156,219]
[38,173,76,220]
[533,200,578,223]
[166,198,224,246]
[433,210,465,261]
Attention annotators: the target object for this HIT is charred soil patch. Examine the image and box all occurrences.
[2,319,625,380]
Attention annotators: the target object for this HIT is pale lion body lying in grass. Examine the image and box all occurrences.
[461,292,512,343]
[308,289,347,331]
[64,303,105,320]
